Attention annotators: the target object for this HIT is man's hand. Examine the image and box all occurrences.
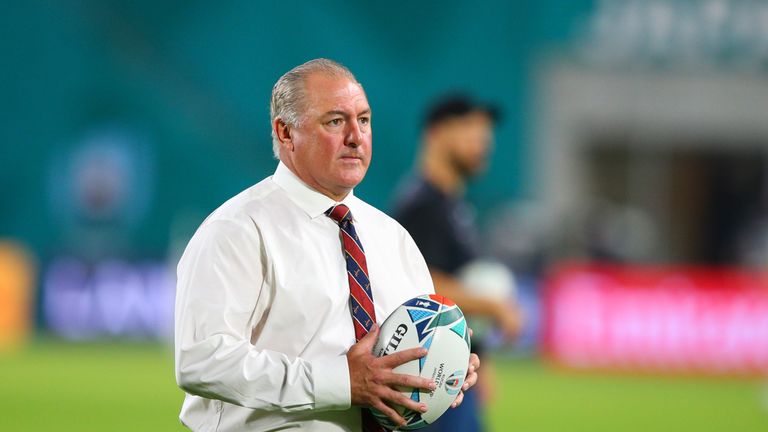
[347,324,436,427]
[494,302,524,341]
[451,328,481,409]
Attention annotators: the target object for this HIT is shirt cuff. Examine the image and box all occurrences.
[312,355,351,411]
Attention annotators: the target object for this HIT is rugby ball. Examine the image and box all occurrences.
[458,259,516,300]
[371,294,471,430]
[457,259,517,342]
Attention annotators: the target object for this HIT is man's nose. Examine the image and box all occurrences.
[345,121,364,147]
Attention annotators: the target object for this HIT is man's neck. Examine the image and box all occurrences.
[420,152,465,197]
[280,159,351,202]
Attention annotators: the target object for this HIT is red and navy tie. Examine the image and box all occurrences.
[326,204,377,340]
[326,204,388,432]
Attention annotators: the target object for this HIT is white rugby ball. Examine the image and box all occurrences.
[371,294,471,430]
[458,259,516,300]
[458,259,516,341]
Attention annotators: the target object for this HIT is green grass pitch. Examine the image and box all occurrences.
[1,341,766,431]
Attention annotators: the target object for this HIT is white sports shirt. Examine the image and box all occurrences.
[175,162,434,431]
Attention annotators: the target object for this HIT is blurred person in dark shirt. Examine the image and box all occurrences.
[392,94,522,432]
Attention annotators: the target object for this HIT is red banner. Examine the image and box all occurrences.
[543,263,768,375]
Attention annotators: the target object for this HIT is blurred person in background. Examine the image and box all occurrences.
[393,94,523,432]
[174,59,479,432]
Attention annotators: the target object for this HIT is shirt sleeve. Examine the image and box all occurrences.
[174,217,350,412]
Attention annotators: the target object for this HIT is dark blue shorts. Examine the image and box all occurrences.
[421,389,482,432]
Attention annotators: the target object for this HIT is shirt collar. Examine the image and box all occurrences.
[272,162,356,219]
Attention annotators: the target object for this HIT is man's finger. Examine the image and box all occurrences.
[469,353,480,371]
[379,346,427,368]
[463,354,480,390]
[463,369,477,390]
[451,391,464,408]
[372,400,407,428]
[383,387,428,414]
[357,323,379,349]
[381,370,435,392]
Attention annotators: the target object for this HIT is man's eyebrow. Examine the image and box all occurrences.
[322,110,348,118]
[323,109,372,117]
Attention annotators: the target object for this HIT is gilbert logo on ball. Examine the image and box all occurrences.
[372,294,471,430]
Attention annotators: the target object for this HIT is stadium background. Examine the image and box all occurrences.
[2,1,768,431]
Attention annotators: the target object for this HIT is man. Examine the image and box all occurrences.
[174,59,480,431]
[393,94,522,432]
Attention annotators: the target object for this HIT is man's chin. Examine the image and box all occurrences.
[336,171,367,189]
[341,178,365,189]
[460,163,486,178]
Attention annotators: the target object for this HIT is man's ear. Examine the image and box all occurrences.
[273,118,293,152]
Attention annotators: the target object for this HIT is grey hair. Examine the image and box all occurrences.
[270,58,358,158]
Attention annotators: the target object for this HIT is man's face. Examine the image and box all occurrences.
[280,73,372,200]
[440,111,494,177]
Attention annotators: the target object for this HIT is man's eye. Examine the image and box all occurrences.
[358,117,370,125]
[328,118,343,126]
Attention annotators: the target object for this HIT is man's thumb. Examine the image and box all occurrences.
[361,323,379,346]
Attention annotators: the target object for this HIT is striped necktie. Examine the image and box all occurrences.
[326,204,377,340]
[326,204,388,432]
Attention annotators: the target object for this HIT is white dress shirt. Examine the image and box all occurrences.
[175,162,434,431]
